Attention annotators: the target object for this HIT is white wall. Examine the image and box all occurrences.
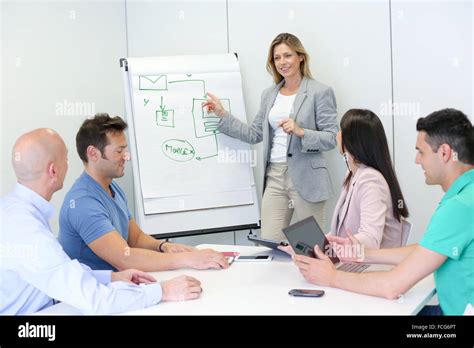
[391,0,473,243]
[1,0,472,246]
[1,1,128,233]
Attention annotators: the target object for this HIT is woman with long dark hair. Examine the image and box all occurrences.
[330,108,409,248]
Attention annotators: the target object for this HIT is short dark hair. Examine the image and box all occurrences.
[416,108,474,165]
[76,113,128,163]
[341,109,409,221]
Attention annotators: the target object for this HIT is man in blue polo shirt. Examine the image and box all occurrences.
[289,108,473,315]
[59,113,228,272]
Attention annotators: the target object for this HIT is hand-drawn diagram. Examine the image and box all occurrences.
[139,75,168,90]
[139,75,232,162]
[130,59,254,211]
[156,96,174,128]
[162,139,195,162]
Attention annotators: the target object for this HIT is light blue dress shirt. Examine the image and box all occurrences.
[0,183,163,314]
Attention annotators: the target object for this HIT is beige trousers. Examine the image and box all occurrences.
[260,163,326,241]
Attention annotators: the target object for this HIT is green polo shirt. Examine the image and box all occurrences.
[420,169,474,315]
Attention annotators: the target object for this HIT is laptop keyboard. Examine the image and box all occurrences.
[338,263,370,273]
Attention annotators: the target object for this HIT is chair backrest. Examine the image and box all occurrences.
[400,219,412,246]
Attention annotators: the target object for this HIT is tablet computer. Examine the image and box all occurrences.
[247,235,288,250]
[282,216,372,273]
[282,216,336,261]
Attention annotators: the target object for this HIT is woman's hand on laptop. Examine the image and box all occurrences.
[327,230,365,263]
[293,245,337,286]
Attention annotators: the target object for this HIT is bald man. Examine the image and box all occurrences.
[0,129,202,314]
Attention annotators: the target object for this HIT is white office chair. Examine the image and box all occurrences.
[400,219,412,246]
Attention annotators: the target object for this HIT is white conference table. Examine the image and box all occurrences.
[36,244,436,315]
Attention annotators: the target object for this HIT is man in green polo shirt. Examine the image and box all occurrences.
[291,108,473,315]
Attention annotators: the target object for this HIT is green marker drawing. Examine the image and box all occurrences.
[168,78,207,99]
[144,99,149,106]
[143,76,164,84]
[153,78,232,161]
[139,75,168,90]
[196,134,218,161]
[155,96,175,127]
[159,96,168,116]
[169,79,207,97]
[162,139,195,162]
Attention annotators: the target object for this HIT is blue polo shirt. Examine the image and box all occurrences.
[420,169,474,315]
[58,172,132,271]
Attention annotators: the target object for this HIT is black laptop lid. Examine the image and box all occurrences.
[282,216,340,264]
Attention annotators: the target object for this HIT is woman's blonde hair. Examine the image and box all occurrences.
[266,33,313,84]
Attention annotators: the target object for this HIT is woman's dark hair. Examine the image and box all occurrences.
[340,109,409,221]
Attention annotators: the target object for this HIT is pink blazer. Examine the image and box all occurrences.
[329,164,403,249]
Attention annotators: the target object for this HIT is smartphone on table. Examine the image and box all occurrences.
[234,255,273,262]
[288,289,325,297]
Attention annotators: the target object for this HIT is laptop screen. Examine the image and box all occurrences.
[282,216,340,264]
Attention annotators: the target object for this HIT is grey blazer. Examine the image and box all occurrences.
[218,77,338,202]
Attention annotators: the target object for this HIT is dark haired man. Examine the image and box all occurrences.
[59,113,228,272]
[291,108,473,315]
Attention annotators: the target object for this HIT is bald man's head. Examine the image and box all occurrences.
[12,128,67,183]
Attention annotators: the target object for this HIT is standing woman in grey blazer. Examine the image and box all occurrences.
[204,33,338,240]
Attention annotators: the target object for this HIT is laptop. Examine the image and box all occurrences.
[282,216,370,273]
